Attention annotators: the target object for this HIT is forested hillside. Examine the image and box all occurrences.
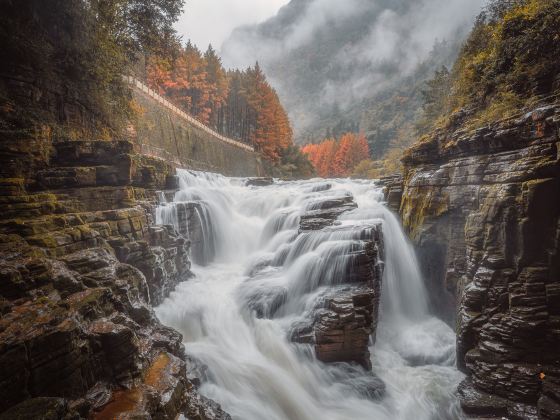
[301,133,369,177]
[0,0,313,178]
[0,0,183,138]
[415,0,560,140]
[222,0,485,165]
[146,44,313,177]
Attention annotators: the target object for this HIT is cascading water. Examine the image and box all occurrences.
[155,170,464,420]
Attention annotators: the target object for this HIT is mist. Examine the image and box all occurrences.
[175,0,289,50]
[221,0,487,139]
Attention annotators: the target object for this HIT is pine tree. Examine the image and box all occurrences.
[143,48,306,171]
[303,133,369,177]
[204,45,229,130]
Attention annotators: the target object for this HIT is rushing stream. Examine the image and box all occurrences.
[155,170,464,420]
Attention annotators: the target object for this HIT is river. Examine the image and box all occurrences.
[155,170,463,420]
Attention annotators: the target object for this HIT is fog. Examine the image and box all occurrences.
[175,0,289,50]
[221,0,487,138]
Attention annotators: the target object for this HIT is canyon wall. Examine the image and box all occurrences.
[399,104,560,418]
[131,80,264,177]
[0,72,259,419]
[0,137,230,419]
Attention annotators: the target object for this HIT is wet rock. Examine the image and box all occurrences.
[114,226,191,306]
[92,351,229,420]
[0,397,76,420]
[245,177,274,187]
[0,262,29,299]
[0,135,224,419]
[291,220,384,371]
[458,378,509,417]
[83,382,113,413]
[458,378,540,419]
[305,193,354,211]
[165,174,181,190]
[167,201,215,266]
[402,102,560,417]
[144,352,186,418]
[313,289,377,369]
[185,392,232,420]
[307,182,332,193]
[299,203,357,231]
[88,319,141,382]
[379,175,403,213]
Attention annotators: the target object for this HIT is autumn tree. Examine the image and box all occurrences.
[302,133,370,177]
[181,41,211,122]
[147,56,173,95]
[145,51,309,173]
[0,0,184,136]
[333,133,370,176]
[204,45,229,130]
[301,144,321,168]
[316,139,339,177]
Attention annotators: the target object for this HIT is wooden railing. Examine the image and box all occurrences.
[126,76,255,153]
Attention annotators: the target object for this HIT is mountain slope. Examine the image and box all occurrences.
[222,0,486,157]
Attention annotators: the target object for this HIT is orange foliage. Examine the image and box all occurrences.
[302,133,369,177]
[245,64,293,161]
[147,47,293,163]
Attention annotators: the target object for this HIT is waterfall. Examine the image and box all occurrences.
[155,171,463,420]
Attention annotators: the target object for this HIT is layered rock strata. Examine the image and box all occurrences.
[378,175,403,213]
[298,194,358,232]
[291,195,384,370]
[400,104,560,418]
[0,139,229,419]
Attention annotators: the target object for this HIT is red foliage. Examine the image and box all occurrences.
[301,133,369,177]
[146,48,293,163]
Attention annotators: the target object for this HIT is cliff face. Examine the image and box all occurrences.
[0,139,229,419]
[400,104,560,418]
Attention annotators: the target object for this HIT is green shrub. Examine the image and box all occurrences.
[419,0,560,134]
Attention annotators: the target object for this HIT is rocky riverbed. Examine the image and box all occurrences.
[153,172,461,420]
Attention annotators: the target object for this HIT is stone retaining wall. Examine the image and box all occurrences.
[129,78,264,177]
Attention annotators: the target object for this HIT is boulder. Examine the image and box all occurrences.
[293,287,377,369]
[245,177,274,187]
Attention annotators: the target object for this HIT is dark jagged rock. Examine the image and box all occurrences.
[171,201,215,265]
[401,103,560,417]
[299,197,358,232]
[0,397,77,420]
[294,196,384,371]
[0,139,228,419]
[379,175,403,213]
[293,287,377,369]
[308,182,332,193]
[245,177,274,187]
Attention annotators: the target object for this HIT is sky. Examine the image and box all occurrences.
[175,0,290,51]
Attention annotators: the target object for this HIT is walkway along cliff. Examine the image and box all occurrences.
[390,103,560,419]
[128,77,263,177]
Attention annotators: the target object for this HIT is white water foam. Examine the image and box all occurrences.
[156,171,463,420]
